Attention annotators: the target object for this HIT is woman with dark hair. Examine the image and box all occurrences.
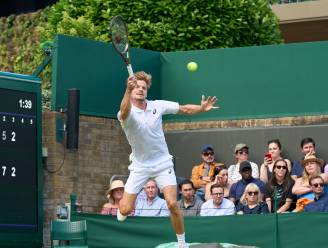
[205,165,232,200]
[260,139,291,183]
[265,159,295,213]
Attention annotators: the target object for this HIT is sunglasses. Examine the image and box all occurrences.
[276,165,287,170]
[203,152,214,156]
[237,150,249,155]
[247,191,259,196]
[312,183,324,188]
[212,192,224,197]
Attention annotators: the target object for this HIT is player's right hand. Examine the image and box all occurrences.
[126,76,137,91]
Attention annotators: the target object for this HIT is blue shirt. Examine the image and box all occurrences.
[134,195,169,217]
[304,193,328,212]
[229,178,266,204]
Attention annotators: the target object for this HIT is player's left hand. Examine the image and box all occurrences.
[200,95,219,111]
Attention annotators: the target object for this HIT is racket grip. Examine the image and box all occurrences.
[127,64,134,76]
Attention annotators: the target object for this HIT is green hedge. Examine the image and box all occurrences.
[0,0,282,107]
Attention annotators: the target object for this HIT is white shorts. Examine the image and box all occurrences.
[124,160,177,194]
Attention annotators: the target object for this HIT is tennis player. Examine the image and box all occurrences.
[117,71,219,248]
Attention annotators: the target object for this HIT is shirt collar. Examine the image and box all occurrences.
[132,100,153,112]
[181,196,196,209]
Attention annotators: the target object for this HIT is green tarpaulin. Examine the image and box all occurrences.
[72,212,328,248]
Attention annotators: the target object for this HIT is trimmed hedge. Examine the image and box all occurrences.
[0,0,282,107]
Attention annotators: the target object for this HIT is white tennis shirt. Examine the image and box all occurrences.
[118,100,179,169]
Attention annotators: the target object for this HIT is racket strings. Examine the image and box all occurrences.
[110,18,129,54]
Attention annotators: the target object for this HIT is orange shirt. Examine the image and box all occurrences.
[191,162,224,189]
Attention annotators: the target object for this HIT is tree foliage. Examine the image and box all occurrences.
[0,0,282,108]
[44,0,282,51]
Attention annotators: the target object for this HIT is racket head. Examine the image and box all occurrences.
[109,15,129,55]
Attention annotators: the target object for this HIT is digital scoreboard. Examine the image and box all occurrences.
[0,72,42,247]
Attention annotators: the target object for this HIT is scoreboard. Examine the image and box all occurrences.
[0,72,42,247]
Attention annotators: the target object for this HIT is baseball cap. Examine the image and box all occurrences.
[234,143,248,154]
[239,161,252,172]
[201,144,214,153]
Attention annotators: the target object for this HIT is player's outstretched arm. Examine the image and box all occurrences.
[178,95,219,115]
[119,76,136,121]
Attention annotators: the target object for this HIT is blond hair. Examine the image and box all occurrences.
[133,71,152,89]
[240,183,261,205]
[302,163,321,184]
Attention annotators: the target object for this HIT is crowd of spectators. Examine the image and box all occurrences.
[100,137,328,217]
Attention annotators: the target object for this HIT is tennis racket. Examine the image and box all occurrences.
[109,15,134,76]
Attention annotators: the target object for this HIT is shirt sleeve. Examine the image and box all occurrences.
[229,183,237,199]
[156,100,179,115]
[264,184,272,199]
[160,202,170,217]
[251,162,259,178]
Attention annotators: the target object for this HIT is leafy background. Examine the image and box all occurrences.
[0,0,282,107]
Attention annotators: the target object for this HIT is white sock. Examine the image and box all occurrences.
[177,233,186,245]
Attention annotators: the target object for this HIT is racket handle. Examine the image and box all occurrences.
[127,64,134,76]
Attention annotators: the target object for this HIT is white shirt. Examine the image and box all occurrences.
[118,100,179,169]
[200,198,235,216]
[134,196,169,217]
[228,161,259,182]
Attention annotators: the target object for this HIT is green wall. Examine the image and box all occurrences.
[51,34,160,117]
[52,35,328,121]
[73,212,328,248]
[161,41,328,121]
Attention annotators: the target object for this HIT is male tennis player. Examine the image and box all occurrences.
[117,71,219,248]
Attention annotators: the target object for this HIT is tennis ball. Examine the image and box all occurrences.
[187,62,198,72]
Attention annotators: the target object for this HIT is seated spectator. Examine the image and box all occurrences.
[100,180,124,215]
[134,179,169,217]
[200,184,235,216]
[265,159,296,213]
[228,143,259,183]
[191,145,224,200]
[292,154,328,212]
[229,161,265,205]
[260,139,291,184]
[304,176,328,212]
[205,165,232,200]
[236,183,269,214]
[291,137,326,181]
[178,179,203,216]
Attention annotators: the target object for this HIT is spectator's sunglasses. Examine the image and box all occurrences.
[312,183,324,188]
[203,151,214,156]
[247,191,259,196]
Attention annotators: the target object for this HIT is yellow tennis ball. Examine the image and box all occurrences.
[187,62,198,72]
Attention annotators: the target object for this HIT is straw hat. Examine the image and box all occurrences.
[301,154,324,167]
[106,180,124,196]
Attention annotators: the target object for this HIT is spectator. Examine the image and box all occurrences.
[200,184,235,216]
[205,165,232,200]
[292,154,328,212]
[236,183,269,214]
[304,176,328,212]
[178,179,203,216]
[100,180,124,215]
[228,143,259,183]
[291,137,326,181]
[191,145,224,200]
[265,159,295,213]
[134,179,169,217]
[260,139,291,184]
[229,161,265,205]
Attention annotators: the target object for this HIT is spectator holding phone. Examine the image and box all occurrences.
[260,139,291,184]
